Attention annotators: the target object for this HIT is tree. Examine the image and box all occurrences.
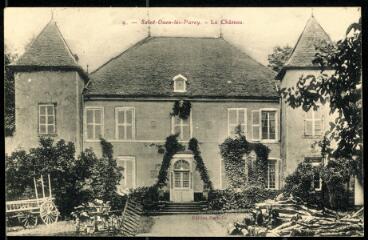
[267,45,293,72]
[280,19,362,195]
[4,46,17,136]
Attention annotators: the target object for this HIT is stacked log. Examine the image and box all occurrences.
[254,197,364,237]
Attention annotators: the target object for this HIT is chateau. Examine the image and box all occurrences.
[7,15,361,204]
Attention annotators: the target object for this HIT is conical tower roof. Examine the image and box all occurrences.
[276,16,332,80]
[10,20,88,79]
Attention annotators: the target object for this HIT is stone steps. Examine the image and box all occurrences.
[148,201,208,215]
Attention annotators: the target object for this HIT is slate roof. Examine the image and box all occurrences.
[276,16,332,80]
[86,37,278,99]
[9,21,88,79]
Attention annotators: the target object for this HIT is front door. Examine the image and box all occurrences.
[170,159,194,202]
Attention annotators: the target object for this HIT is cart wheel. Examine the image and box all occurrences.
[40,200,59,225]
[19,212,38,229]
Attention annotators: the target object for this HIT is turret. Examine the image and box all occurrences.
[8,20,88,153]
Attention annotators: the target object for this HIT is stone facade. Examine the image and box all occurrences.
[279,69,335,186]
[8,70,84,154]
[83,99,281,191]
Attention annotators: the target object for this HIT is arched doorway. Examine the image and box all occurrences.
[170,154,194,202]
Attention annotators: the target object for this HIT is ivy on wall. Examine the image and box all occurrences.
[219,126,270,189]
[155,135,213,191]
[170,100,191,120]
[188,138,213,190]
[155,134,184,187]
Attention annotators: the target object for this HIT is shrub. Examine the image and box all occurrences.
[5,137,123,216]
[283,160,321,206]
[208,185,279,210]
[88,138,122,205]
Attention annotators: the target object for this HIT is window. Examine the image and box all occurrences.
[228,108,247,137]
[116,156,136,190]
[173,160,190,189]
[86,107,104,140]
[115,107,135,140]
[39,104,56,135]
[261,111,276,140]
[173,74,187,92]
[267,160,277,189]
[172,116,191,140]
[306,157,322,191]
[305,110,323,136]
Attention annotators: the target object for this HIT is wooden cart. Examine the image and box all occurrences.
[6,174,60,228]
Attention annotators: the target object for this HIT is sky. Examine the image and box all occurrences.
[4,7,361,72]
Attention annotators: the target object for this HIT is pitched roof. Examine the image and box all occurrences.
[275,16,332,80]
[86,37,278,99]
[10,21,88,79]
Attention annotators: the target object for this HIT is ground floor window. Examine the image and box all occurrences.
[305,157,322,191]
[116,156,136,191]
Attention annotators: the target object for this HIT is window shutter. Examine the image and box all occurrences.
[305,120,313,136]
[126,160,133,189]
[304,111,313,136]
[252,110,260,140]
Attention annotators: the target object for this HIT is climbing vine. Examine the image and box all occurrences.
[219,126,270,188]
[188,138,213,190]
[155,135,213,192]
[155,134,184,187]
[170,100,191,120]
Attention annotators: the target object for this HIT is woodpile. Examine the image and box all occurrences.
[228,195,364,237]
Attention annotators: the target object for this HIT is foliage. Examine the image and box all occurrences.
[5,137,123,216]
[90,138,122,202]
[208,185,279,210]
[170,100,191,120]
[283,160,321,205]
[219,127,270,188]
[188,138,213,190]
[6,138,80,215]
[4,46,17,136]
[129,186,159,204]
[283,158,352,210]
[320,157,353,209]
[267,45,293,72]
[155,134,184,187]
[71,199,122,234]
[279,18,362,182]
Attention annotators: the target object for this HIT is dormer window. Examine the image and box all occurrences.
[173,74,187,92]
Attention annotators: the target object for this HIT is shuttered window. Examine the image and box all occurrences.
[228,108,247,137]
[86,107,104,140]
[115,107,135,140]
[305,110,323,136]
[261,111,276,140]
[39,104,56,135]
[116,157,136,191]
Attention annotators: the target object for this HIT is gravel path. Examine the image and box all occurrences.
[7,221,75,236]
[137,214,228,237]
